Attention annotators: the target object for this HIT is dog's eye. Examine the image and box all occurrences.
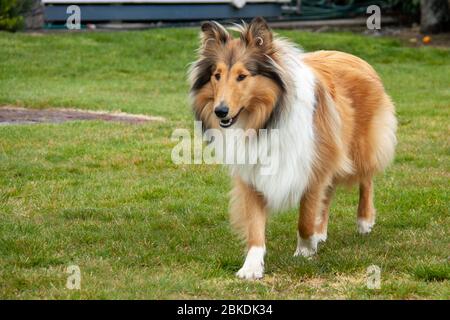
[237,74,247,82]
[214,73,221,81]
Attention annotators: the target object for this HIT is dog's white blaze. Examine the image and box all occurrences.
[230,42,317,212]
[236,246,265,280]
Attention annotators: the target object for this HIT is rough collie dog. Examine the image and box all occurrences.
[188,17,397,279]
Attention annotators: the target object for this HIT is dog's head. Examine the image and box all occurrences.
[189,17,286,130]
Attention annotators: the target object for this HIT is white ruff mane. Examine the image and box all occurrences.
[226,40,317,212]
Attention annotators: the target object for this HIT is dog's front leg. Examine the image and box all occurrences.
[230,177,267,280]
[295,177,332,258]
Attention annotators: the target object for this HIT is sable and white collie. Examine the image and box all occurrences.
[188,17,397,279]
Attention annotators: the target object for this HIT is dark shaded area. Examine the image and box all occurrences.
[0,106,163,125]
[421,0,450,33]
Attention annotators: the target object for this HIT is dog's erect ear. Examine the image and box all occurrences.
[200,21,230,45]
[243,17,273,52]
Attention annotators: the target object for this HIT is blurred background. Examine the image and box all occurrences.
[1,0,448,35]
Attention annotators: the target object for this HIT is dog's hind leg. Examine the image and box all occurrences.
[294,178,331,258]
[231,178,267,280]
[357,177,376,234]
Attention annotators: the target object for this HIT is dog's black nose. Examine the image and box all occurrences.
[214,103,229,119]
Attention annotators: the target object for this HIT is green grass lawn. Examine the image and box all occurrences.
[0,28,449,299]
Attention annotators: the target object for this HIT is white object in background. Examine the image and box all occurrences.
[232,0,246,9]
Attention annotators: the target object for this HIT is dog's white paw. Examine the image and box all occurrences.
[357,219,375,234]
[236,264,264,280]
[293,246,315,258]
[293,233,326,258]
[236,246,265,280]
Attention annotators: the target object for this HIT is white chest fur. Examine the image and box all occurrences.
[229,50,317,212]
